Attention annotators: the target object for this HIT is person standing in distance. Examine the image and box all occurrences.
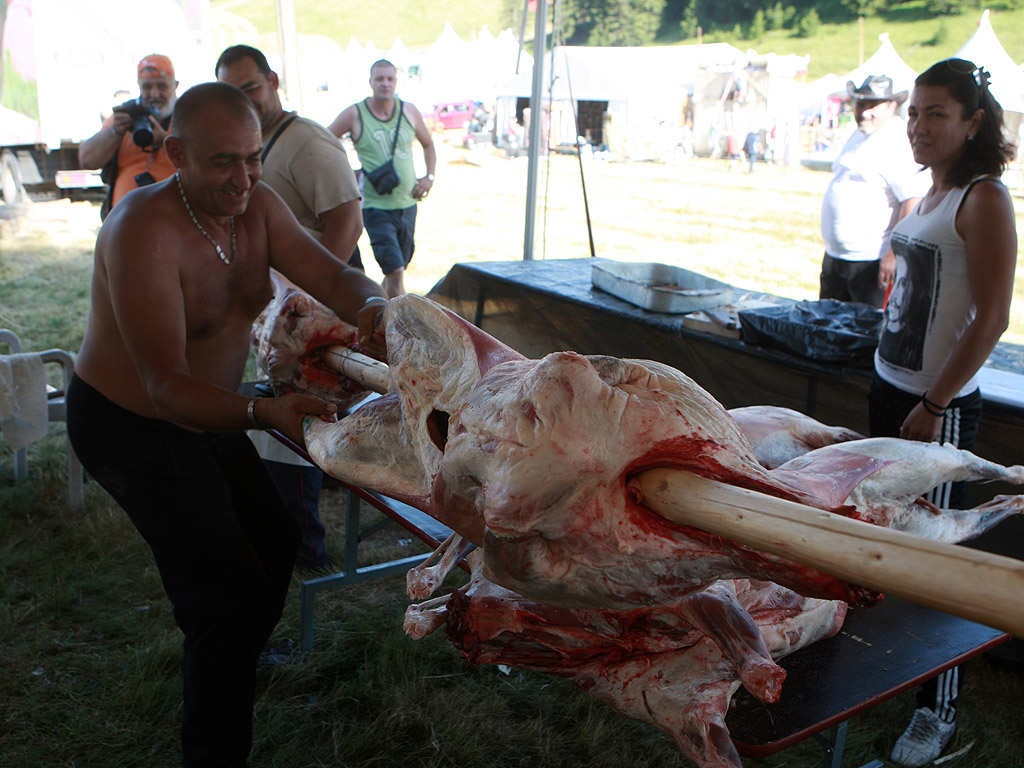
[329,59,436,298]
[819,75,931,307]
[79,54,179,218]
[215,43,365,571]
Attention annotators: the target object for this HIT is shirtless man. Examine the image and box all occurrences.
[66,82,387,768]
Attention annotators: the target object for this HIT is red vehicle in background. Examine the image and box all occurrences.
[426,100,475,131]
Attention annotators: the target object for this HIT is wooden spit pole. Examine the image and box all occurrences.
[323,346,391,394]
[636,470,1024,638]
[321,346,1024,637]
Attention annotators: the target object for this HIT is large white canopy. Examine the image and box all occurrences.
[836,33,918,97]
[498,43,747,102]
[954,10,1024,114]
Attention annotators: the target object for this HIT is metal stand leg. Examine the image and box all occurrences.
[298,489,426,654]
[813,721,884,768]
[13,446,28,483]
[814,721,847,768]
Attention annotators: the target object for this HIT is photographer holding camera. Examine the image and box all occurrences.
[79,54,178,219]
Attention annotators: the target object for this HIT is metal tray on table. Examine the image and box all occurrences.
[591,261,734,314]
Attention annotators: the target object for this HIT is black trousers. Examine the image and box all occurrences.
[67,375,299,767]
[262,460,329,569]
[819,253,886,308]
[868,373,982,722]
[868,374,983,509]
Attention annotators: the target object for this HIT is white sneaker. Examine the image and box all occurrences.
[890,707,956,767]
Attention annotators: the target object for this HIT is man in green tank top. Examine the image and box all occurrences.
[329,59,437,297]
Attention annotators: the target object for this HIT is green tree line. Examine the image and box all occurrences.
[503,0,1022,47]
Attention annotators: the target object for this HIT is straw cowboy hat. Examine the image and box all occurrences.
[846,75,908,105]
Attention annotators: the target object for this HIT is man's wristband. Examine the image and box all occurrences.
[921,394,947,417]
[247,398,266,430]
[363,296,387,308]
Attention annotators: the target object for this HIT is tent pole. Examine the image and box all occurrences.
[274,0,305,116]
[523,0,548,261]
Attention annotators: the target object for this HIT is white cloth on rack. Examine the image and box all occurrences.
[0,353,49,450]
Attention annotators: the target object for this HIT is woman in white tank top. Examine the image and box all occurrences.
[871,59,1016,444]
[868,58,1017,768]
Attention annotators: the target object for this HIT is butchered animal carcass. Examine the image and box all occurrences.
[250,271,369,409]
[289,293,1024,768]
[728,405,864,469]
[306,294,886,608]
[406,551,847,768]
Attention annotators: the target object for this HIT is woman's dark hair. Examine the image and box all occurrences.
[915,58,1015,187]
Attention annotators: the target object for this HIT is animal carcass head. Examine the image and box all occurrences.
[437,350,877,609]
[251,271,367,409]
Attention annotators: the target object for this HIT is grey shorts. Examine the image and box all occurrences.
[363,205,417,275]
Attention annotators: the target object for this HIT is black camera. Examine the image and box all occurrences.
[115,97,161,148]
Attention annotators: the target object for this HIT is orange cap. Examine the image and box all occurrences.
[138,54,174,80]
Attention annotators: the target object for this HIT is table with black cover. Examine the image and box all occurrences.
[426,257,1024,503]
[726,596,1006,767]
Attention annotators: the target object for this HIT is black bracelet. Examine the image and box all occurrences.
[921,394,947,417]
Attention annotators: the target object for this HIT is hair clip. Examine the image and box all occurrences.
[974,67,991,90]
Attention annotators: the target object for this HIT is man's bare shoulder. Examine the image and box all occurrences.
[98,181,181,258]
[401,100,426,120]
[329,103,360,138]
[242,181,285,224]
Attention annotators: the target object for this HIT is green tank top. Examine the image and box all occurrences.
[355,98,417,210]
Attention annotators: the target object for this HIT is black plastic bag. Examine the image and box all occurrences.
[737,299,883,368]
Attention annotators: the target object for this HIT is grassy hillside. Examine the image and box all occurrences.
[211,0,509,49]
[213,0,1024,80]
[712,5,1024,80]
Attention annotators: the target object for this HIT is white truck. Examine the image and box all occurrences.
[0,0,213,207]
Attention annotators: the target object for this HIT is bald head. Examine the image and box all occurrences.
[172,82,258,143]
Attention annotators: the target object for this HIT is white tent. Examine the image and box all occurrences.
[954,10,1024,114]
[385,36,412,71]
[412,24,528,105]
[836,33,917,96]
[496,43,796,158]
[499,43,746,103]
[800,73,843,118]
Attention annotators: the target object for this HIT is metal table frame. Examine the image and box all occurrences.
[297,484,453,654]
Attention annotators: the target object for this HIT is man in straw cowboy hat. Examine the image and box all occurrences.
[819,74,931,308]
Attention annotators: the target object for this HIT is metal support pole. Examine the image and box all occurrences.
[275,0,305,115]
[523,0,548,260]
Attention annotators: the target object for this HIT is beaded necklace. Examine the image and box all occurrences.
[175,172,236,266]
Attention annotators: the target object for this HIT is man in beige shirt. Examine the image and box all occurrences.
[217,43,366,570]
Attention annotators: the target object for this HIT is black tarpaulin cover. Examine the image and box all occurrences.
[737,300,883,369]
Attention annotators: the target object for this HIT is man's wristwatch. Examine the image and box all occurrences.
[426,174,435,182]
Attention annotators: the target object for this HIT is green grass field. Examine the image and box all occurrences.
[211,0,1024,80]
[694,4,1024,79]
[212,0,510,50]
